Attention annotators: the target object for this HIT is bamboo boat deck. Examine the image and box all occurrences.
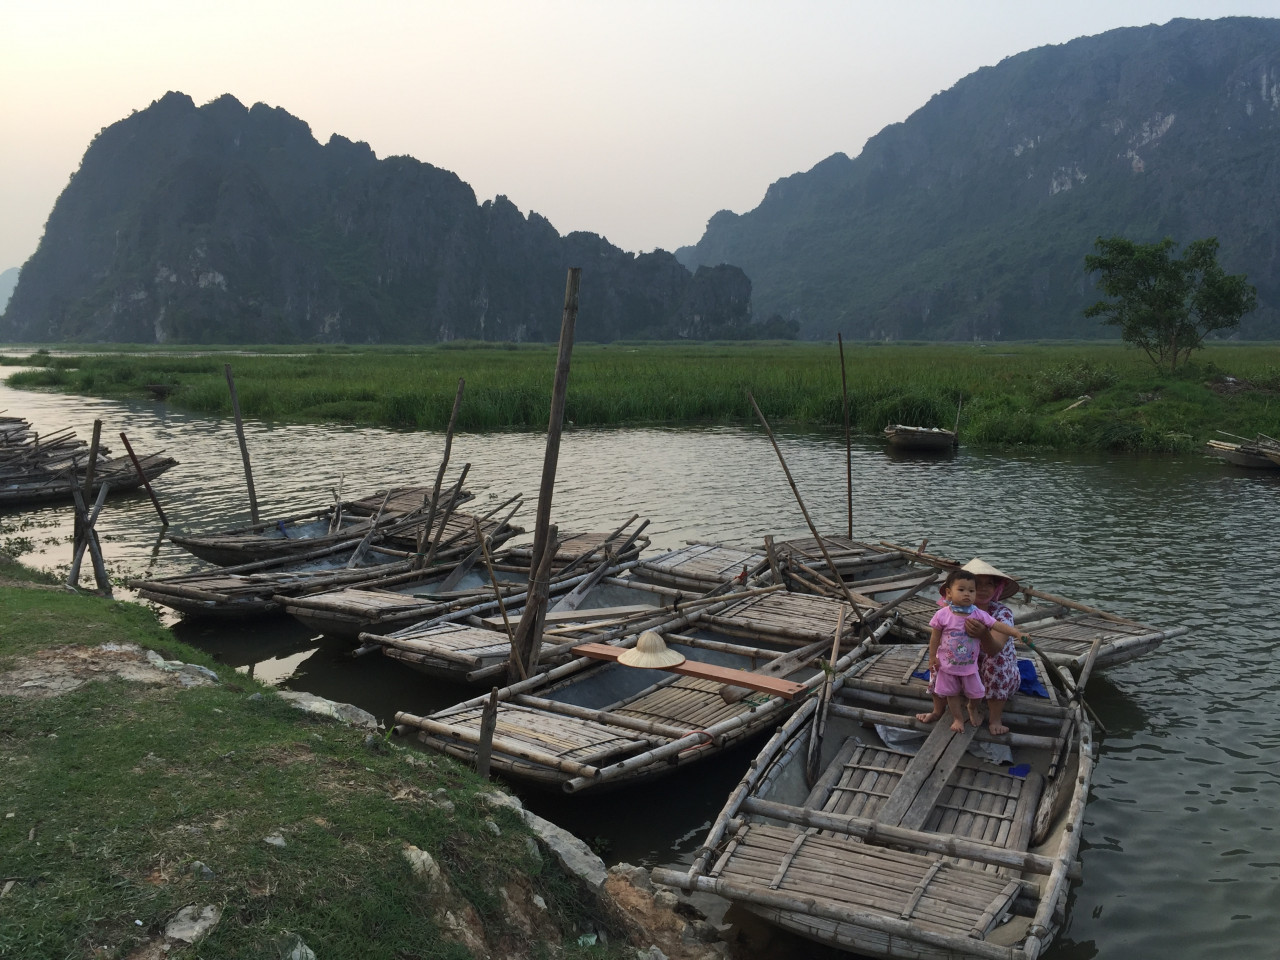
[0,451,177,508]
[850,642,1061,710]
[707,821,1022,941]
[653,642,1091,959]
[380,622,522,674]
[632,543,767,591]
[772,535,1187,671]
[700,591,854,646]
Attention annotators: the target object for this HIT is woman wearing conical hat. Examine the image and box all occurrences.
[916,558,1022,735]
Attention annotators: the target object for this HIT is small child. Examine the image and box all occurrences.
[920,569,1024,733]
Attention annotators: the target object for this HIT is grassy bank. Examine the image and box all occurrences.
[0,559,626,960]
[4,341,1280,451]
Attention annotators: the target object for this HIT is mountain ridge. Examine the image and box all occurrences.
[678,17,1280,339]
[1,92,765,344]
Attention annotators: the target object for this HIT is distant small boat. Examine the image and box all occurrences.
[883,424,958,452]
[1205,438,1280,469]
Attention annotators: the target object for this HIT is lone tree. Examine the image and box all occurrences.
[1085,236,1257,374]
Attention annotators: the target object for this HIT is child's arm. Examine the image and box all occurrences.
[927,626,943,671]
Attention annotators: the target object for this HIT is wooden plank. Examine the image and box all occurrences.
[572,642,806,700]
[873,722,977,829]
[897,727,980,832]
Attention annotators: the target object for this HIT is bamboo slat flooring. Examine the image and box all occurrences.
[378,623,512,668]
[614,676,754,731]
[708,822,1020,939]
[428,702,648,765]
[634,544,767,589]
[706,592,850,640]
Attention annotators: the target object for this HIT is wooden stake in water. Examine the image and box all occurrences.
[416,377,466,568]
[224,364,260,526]
[507,267,581,683]
[838,334,852,539]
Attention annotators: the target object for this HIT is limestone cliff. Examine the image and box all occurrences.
[679,17,1280,339]
[2,93,759,344]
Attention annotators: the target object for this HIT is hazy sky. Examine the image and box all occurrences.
[2,1,1275,270]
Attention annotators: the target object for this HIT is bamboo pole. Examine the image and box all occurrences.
[224,364,260,525]
[507,267,580,681]
[747,393,864,623]
[837,333,852,539]
[118,432,168,526]
[422,463,472,567]
[416,377,466,568]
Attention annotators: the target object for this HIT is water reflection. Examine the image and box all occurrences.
[3,378,1280,958]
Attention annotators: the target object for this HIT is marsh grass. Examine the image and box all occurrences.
[0,572,606,960]
[4,341,1279,451]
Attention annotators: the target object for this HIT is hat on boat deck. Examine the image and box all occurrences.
[618,630,686,669]
[960,558,1021,600]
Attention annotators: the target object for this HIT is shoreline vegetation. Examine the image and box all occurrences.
[2,341,1279,452]
[0,556,717,960]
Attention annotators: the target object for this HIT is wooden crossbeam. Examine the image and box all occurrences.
[572,642,806,700]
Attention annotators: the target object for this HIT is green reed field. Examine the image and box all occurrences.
[4,341,1280,451]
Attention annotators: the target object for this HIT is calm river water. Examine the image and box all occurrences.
[3,378,1278,960]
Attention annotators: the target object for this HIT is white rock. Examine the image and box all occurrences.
[164,904,222,942]
[276,690,377,731]
[402,844,445,889]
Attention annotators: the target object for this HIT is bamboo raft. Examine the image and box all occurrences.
[769,535,1188,670]
[0,451,177,508]
[394,599,892,793]
[168,484,470,566]
[130,507,513,619]
[631,542,769,593]
[287,518,650,640]
[653,641,1092,960]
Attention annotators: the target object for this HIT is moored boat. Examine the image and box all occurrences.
[883,424,958,451]
[652,641,1091,960]
[393,593,893,793]
[0,452,177,509]
[130,507,516,619]
[167,484,472,566]
[769,535,1188,671]
[287,520,649,641]
[1204,439,1280,469]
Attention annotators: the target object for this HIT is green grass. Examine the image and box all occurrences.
[4,340,1280,451]
[0,566,616,959]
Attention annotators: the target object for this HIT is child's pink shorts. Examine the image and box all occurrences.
[934,669,985,700]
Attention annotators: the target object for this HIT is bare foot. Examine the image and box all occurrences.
[916,710,943,723]
[967,704,983,727]
[948,716,966,733]
[988,722,1010,736]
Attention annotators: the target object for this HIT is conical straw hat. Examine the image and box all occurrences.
[617,630,686,669]
[960,558,1021,600]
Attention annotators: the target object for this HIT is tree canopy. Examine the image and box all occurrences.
[1084,236,1257,374]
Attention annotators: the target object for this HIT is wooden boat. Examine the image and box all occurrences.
[167,485,474,566]
[0,452,177,508]
[652,641,1091,960]
[631,542,769,592]
[130,507,516,619]
[370,563,682,685]
[1204,439,1280,469]
[394,592,894,793]
[884,424,958,451]
[284,522,650,641]
[768,536,1188,671]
